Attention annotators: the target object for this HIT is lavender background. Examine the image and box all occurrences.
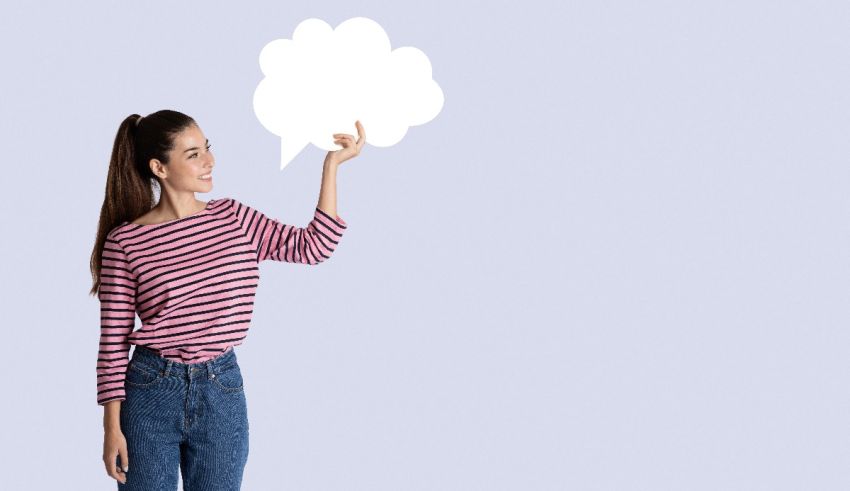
[0,1,847,489]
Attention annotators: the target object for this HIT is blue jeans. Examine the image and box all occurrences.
[117,345,249,490]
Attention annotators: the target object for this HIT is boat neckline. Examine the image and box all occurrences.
[124,199,217,228]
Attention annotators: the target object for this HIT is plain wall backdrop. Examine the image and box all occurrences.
[0,1,847,489]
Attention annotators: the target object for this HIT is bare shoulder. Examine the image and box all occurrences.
[130,209,163,225]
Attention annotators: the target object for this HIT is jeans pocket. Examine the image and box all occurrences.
[124,359,163,388]
[211,363,244,393]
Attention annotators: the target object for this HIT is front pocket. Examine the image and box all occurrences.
[124,360,163,388]
[211,364,244,393]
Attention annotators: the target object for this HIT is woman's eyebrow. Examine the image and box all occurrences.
[183,138,210,153]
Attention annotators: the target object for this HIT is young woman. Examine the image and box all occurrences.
[89,110,365,489]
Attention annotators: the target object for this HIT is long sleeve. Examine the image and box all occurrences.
[230,198,348,264]
[96,232,137,405]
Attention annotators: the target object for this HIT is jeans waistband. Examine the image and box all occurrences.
[130,345,238,380]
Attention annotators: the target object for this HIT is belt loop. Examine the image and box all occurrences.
[163,359,173,377]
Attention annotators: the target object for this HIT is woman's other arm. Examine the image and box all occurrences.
[320,120,366,219]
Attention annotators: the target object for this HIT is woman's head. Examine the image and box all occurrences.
[89,109,214,295]
[135,114,215,197]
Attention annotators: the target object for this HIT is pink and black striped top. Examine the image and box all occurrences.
[96,197,347,405]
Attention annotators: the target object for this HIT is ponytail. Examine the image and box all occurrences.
[89,110,196,295]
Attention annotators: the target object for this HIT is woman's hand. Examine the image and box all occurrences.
[326,120,366,166]
[103,428,129,485]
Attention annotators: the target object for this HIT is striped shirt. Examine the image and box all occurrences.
[96,197,347,405]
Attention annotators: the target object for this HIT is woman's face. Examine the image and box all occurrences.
[150,124,215,192]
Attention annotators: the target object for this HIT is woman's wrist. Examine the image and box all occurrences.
[103,401,122,431]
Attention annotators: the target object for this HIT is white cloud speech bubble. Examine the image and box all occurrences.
[253,17,444,170]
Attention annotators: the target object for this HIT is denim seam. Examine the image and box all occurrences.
[210,365,244,392]
[124,362,163,388]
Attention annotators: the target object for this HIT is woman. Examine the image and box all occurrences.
[89,109,365,489]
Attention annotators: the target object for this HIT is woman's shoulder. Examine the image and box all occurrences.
[215,196,240,211]
[220,196,257,212]
[105,223,133,246]
[128,208,162,226]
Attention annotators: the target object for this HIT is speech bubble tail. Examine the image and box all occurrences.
[280,138,309,170]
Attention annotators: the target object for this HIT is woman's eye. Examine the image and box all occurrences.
[190,145,212,158]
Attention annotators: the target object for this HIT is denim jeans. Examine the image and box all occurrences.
[117,345,249,490]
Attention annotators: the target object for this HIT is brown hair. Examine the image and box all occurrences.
[88,109,197,295]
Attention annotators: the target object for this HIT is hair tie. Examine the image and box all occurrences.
[136,115,143,126]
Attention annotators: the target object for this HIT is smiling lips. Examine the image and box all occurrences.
[199,173,212,180]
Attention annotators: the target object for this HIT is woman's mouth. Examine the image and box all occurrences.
[199,173,212,181]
